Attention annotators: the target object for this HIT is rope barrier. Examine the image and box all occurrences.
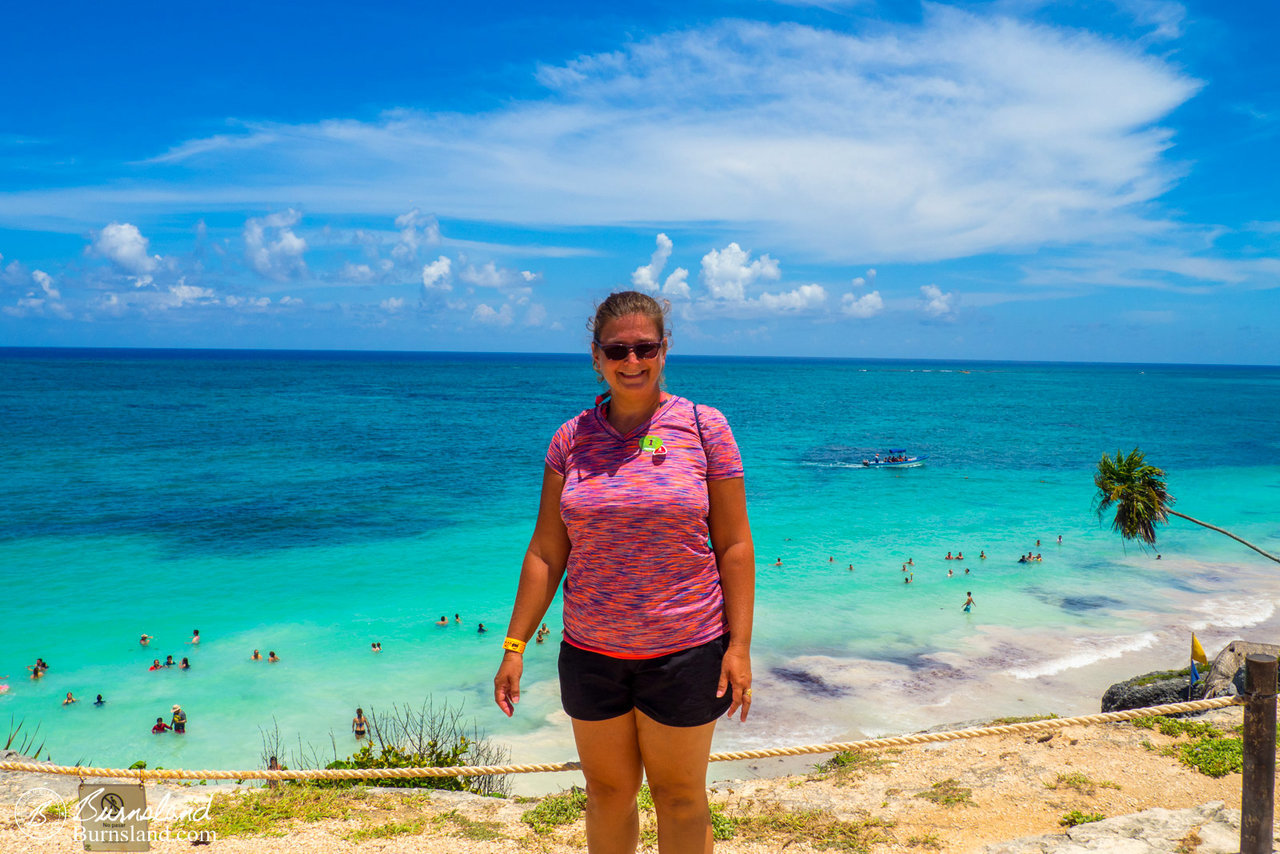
[0,695,1242,782]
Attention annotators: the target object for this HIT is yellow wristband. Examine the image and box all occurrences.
[503,637,527,654]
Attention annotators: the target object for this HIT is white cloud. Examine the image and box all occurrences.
[633,233,674,291]
[700,243,781,301]
[755,283,827,312]
[1115,0,1186,41]
[244,209,307,280]
[842,290,884,318]
[632,233,691,298]
[920,284,955,317]
[851,268,877,289]
[421,256,453,291]
[167,282,218,308]
[32,270,59,300]
[381,297,406,312]
[391,208,441,262]
[279,295,303,306]
[339,262,377,282]
[520,270,541,282]
[106,9,1198,272]
[459,261,515,289]
[473,302,515,325]
[92,222,160,276]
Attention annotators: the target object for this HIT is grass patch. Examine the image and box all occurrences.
[907,832,943,849]
[1060,809,1105,827]
[637,783,654,811]
[1177,737,1242,778]
[814,748,897,782]
[914,779,975,808]
[986,714,1060,726]
[521,787,587,834]
[343,818,428,843]
[1130,668,1192,687]
[1044,772,1119,795]
[1129,715,1244,777]
[710,803,734,841]
[175,786,359,838]
[1129,715,1221,739]
[443,810,506,841]
[732,805,893,852]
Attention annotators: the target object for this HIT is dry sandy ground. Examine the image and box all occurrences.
[0,708,1264,853]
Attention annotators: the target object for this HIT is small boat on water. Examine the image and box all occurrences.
[862,449,927,468]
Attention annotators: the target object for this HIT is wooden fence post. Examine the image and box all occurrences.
[1241,653,1277,854]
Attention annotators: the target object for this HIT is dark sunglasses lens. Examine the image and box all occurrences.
[600,342,661,360]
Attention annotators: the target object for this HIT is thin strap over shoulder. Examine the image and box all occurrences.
[692,402,705,447]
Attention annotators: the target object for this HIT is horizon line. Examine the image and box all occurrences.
[1,345,1276,370]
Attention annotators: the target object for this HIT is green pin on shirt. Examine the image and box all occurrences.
[639,435,665,455]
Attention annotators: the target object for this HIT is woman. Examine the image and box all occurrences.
[494,290,755,854]
[352,708,369,740]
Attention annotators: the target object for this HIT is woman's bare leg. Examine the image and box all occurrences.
[636,710,718,854]
[572,712,645,854]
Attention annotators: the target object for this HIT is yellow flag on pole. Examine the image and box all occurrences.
[1190,633,1209,683]
[1191,634,1208,665]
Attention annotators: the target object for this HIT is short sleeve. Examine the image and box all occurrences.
[544,417,577,477]
[696,405,744,480]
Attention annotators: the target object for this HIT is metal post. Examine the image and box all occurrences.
[1241,654,1277,854]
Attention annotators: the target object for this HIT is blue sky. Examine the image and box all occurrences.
[1,0,1276,363]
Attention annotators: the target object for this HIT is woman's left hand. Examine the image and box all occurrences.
[717,647,753,721]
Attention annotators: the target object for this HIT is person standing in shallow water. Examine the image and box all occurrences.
[494,290,755,854]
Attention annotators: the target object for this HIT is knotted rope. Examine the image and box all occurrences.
[0,696,1242,781]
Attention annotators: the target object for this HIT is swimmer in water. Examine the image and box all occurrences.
[353,708,368,740]
[980,550,986,559]
[180,657,190,670]
[63,692,77,705]
[189,629,200,644]
[436,616,449,626]
[251,649,262,661]
[268,651,280,663]
[94,694,105,706]
[945,551,953,560]
[907,558,914,566]
[963,592,975,612]
[773,558,782,566]
[140,634,153,646]
[947,568,953,577]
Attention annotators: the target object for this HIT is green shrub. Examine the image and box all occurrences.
[521,787,587,834]
[1061,810,1105,827]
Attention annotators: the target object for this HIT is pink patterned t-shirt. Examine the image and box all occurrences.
[545,395,744,658]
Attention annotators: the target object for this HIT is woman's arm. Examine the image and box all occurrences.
[493,465,571,717]
[708,476,755,721]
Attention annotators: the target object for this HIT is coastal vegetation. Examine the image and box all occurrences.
[913,778,975,807]
[1130,714,1248,778]
[1093,448,1279,563]
[1060,809,1105,827]
[258,699,510,797]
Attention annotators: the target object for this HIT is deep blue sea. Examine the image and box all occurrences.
[2,348,1278,791]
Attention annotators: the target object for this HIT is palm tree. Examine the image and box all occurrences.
[1093,448,1279,564]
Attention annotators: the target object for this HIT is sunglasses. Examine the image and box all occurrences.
[594,340,663,361]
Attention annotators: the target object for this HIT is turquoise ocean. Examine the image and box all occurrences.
[2,348,1279,792]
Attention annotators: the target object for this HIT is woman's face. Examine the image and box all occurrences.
[593,313,667,399]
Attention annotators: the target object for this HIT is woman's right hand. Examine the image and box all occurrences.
[494,653,524,717]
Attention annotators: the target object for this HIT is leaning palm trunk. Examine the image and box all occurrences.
[1093,448,1280,565]
[1166,510,1280,565]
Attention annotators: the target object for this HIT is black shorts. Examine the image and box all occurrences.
[558,634,733,727]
